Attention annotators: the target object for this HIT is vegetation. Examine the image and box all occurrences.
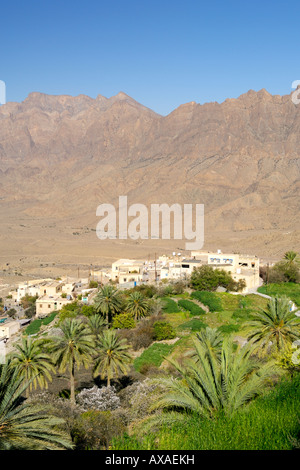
[3,273,299,450]
[114,375,300,450]
[93,330,131,386]
[9,337,55,397]
[153,321,176,341]
[178,299,206,315]
[94,286,123,324]
[161,297,180,313]
[246,296,300,353]
[191,291,223,312]
[134,343,175,372]
[190,265,246,292]
[258,282,300,307]
[0,361,73,450]
[51,319,95,404]
[125,291,150,320]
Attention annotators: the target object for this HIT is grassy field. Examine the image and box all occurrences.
[258,282,300,307]
[133,342,176,372]
[113,374,300,450]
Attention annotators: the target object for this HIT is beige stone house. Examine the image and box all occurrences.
[36,295,72,318]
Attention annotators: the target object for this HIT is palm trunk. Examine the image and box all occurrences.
[70,359,75,404]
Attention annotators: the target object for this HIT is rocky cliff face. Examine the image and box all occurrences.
[0,88,299,265]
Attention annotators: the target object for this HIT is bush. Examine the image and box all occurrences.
[153,321,176,341]
[134,343,174,372]
[25,319,42,335]
[218,324,240,334]
[190,266,234,291]
[178,299,206,315]
[74,409,127,450]
[177,319,208,332]
[112,312,136,330]
[80,305,95,317]
[76,386,120,411]
[127,284,158,298]
[120,320,155,351]
[89,280,99,288]
[162,298,180,313]
[191,291,223,312]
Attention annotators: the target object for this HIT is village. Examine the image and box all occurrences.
[0,249,261,356]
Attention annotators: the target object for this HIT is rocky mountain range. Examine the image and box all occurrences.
[0,88,299,276]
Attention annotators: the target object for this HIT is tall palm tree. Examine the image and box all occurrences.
[94,285,123,325]
[0,361,73,450]
[93,329,131,386]
[126,291,150,321]
[149,337,276,422]
[51,318,94,404]
[87,314,106,341]
[9,337,56,398]
[246,296,300,352]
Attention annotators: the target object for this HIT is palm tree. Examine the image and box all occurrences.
[51,318,94,404]
[0,361,73,450]
[246,296,300,352]
[192,327,223,362]
[9,337,56,398]
[87,314,106,341]
[126,291,150,321]
[148,337,276,422]
[93,329,131,386]
[94,285,123,325]
[282,251,300,269]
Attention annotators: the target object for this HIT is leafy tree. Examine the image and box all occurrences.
[94,286,123,325]
[112,312,136,330]
[190,266,234,292]
[51,319,94,404]
[58,301,81,324]
[9,337,55,398]
[126,291,150,321]
[246,297,300,352]
[0,361,72,450]
[93,330,131,386]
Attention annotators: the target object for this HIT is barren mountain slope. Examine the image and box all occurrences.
[0,89,299,277]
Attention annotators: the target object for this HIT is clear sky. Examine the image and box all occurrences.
[1,0,299,115]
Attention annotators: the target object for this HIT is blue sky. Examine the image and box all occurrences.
[1,0,299,115]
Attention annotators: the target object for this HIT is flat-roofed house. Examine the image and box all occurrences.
[111,259,145,283]
[36,295,72,318]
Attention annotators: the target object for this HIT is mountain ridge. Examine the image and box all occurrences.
[0,87,299,274]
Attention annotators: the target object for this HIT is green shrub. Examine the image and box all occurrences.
[112,312,136,330]
[25,319,42,335]
[41,311,58,325]
[218,324,240,334]
[178,299,205,315]
[134,343,174,372]
[162,298,180,313]
[177,319,208,332]
[190,291,223,312]
[153,321,176,341]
